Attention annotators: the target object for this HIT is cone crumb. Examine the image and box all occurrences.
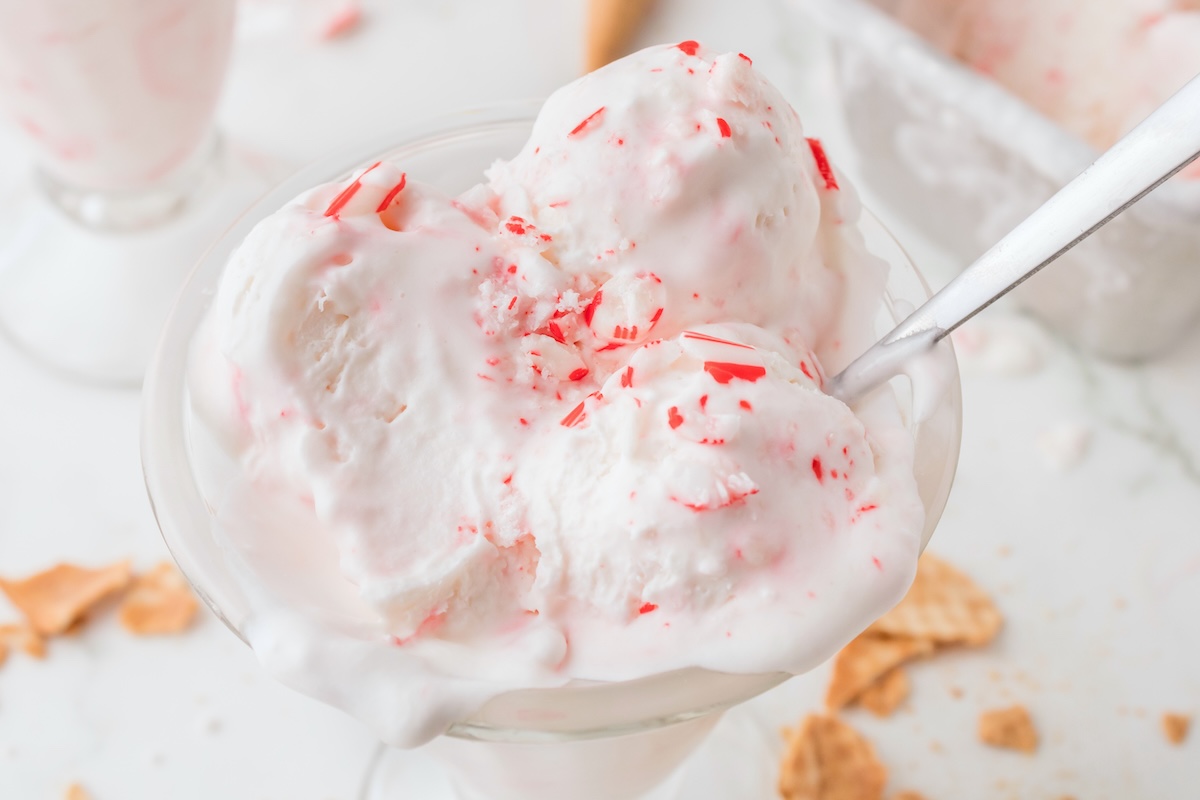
[1162,713,1191,745]
[978,705,1038,754]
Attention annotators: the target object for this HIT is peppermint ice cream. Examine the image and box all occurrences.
[190,42,929,745]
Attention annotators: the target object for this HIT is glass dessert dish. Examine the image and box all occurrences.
[0,0,280,386]
[141,104,963,800]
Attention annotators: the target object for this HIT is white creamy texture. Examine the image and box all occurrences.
[0,0,234,191]
[193,43,926,746]
[887,0,1200,174]
[482,43,840,346]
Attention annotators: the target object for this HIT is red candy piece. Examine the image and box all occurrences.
[324,161,381,218]
[703,361,766,384]
[375,172,407,213]
[806,138,839,191]
[570,107,606,137]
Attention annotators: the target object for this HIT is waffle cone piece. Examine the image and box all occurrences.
[585,0,656,72]
[857,666,910,718]
[866,553,1002,646]
[826,634,932,710]
[780,714,887,800]
[0,562,132,636]
[119,562,198,635]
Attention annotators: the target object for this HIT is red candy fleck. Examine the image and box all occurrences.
[390,611,444,646]
[583,291,603,326]
[716,118,732,138]
[699,394,708,410]
[546,322,566,343]
[507,297,517,310]
[682,330,753,349]
[621,366,634,388]
[650,308,664,324]
[703,361,767,384]
[858,503,878,514]
[667,406,684,429]
[570,107,606,137]
[561,402,587,428]
[872,557,883,571]
[676,40,700,56]
[673,484,758,512]
[612,325,638,340]
[806,137,839,191]
[505,217,528,235]
[738,52,752,64]
[739,399,752,411]
[812,457,824,483]
[569,368,589,382]
[639,602,658,615]
[503,475,513,485]
[324,161,381,218]
[799,361,815,381]
[375,172,407,213]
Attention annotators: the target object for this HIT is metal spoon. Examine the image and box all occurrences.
[827,72,1200,404]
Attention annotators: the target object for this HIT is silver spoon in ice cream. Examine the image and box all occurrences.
[828,71,1200,404]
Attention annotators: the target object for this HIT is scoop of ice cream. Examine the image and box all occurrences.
[205,160,557,637]
[516,324,923,678]
[482,41,842,344]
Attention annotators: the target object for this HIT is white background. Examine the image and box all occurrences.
[1,1,1198,798]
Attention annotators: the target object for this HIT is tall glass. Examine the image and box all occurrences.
[141,106,963,799]
[0,0,274,385]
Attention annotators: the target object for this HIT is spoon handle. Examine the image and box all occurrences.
[829,72,1200,403]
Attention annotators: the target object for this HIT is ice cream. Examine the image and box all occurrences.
[885,0,1200,176]
[0,0,234,191]
[190,42,929,746]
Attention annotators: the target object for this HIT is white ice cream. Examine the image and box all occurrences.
[0,0,234,191]
[190,43,928,747]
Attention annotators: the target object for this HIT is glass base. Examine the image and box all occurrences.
[0,138,291,387]
[38,134,223,232]
[359,704,780,800]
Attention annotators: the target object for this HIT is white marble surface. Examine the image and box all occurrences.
[1,1,1198,798]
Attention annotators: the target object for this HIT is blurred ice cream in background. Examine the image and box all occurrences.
[806,0,1200,361]
[0,0,235,195]
[0,0,272,384]
[884,0,1200,177]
